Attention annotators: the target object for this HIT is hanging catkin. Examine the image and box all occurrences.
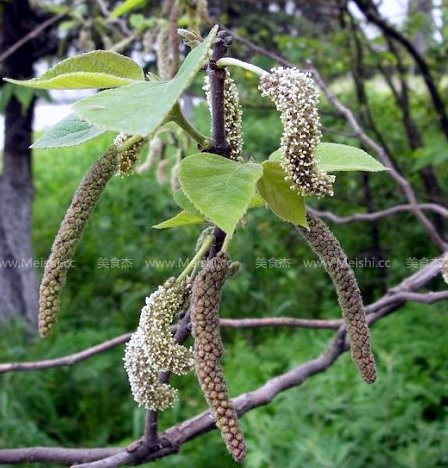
[124,278,194,410]
[298,212,377,384]
[190,252,246,462]
[38,147,119,337]
[442,254,448,284]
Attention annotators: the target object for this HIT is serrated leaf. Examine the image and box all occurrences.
[179,153,263,234]
[74,26,218,135]
[4,51,144,89]
[257,161,307,227]
[173,189,202,215]
[111,0,147,17]
[153,210,204,229]
[32,114,106,149]
[269,144,387,173]
[316,143,387,172]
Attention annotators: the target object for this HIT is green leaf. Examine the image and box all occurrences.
[111,0,147,17]
[4,51,144,89]
[316,143,387,172]
[178,153,263,234]
[173,189,202,215]
[269,144,386,173]
[257,161,307,227]
[74,26,218,135]
[248,192,265,208]
[32,114,106,149]
[153,210,204,229]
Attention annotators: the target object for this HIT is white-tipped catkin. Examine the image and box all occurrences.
[123,279,194,410]
[38,147,119,337]
[259,67,334,197]
[114,134,145,176]
[298,212,377,384]
[204,71,243,161]
[156,158,169,184]
[191,252,246,462]
[442,255,448,284]
[124,329,177,411]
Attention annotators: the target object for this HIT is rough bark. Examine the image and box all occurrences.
[0,0,38,329]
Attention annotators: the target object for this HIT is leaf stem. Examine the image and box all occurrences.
[172,104,211,148]
[216,58,267,77]
[221,231,233,253]
[116,135,144,153]
[176,234,214,283]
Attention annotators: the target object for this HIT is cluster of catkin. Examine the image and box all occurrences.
[39,137,143,337]
[259,67,334,197]
[123,278,194,410]
[298,212,377,383]
[190,252,246,462]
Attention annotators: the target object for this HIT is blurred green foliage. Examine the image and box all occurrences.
[0,96,447,467]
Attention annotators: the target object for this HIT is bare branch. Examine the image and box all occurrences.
[223,27,448,251]
[310,204,448,224]
[0,12,67,63]
[0,256,445,466]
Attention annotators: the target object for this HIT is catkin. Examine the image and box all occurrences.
[114,134,145,176]
[298,212,377,384]
[124,278,194,410]
[157,26,172,80]
[38,147,118,337]
[442,254,448,285]
[259,67,334,197]
[191,252,246,462]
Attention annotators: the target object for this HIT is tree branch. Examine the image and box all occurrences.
[222,27,447,251]
[1,255,445,466]
[310,203,448,224]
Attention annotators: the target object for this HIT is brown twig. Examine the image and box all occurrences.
[222,27,447,251]
[310,204,448,224]
[1,256,446,466]
[0,11,67,63]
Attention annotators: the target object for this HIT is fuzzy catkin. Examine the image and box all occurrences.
[157,26,172,80]
[259,67,334,197]
[298,212,377,384]
[124,278,194,410]
[204,71,243,161]
[38,147,118,337]
[442,255,448,285]
[114,134,145,176]
[191,252,246,462]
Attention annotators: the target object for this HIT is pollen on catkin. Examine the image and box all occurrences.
[442,254,448,285]
[259,67,335,197]
[298,212,377,384]
[114,134,145,176]
[204,71,243,160]
[123,278,194,410]
[38,147,119,337]
[191,252,246,462]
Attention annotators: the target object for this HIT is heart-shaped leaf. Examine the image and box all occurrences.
[179,153,263,234]
[5,50,144,89]
[173,189,202,215]
[32,114,106,149]
[269,143,387,173]
[153,210,205,229]
[258,161,307,227]
[74,26,218,136]
[316,143,387,172]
